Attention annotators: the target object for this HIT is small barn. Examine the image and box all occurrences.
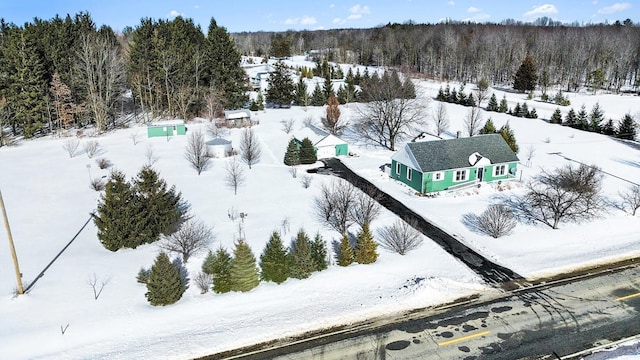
[224,110,253,128]
[294,125,349,159]
[391,134,519,194]
[147,120,187,138]
[206,138,232,158]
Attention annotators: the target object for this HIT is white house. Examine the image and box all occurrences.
[294,125,349,159]
[206,138,232,158]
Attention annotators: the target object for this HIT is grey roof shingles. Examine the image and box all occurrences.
[406,134,519,173]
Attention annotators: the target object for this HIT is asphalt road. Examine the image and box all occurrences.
[218,265,640,360]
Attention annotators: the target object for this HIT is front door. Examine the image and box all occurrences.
[477,167,484,181]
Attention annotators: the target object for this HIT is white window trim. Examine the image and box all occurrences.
[453,169,468,182]
[494,164,506,177]
[407,168,412,181]
[433,171,444,181]
[395,162,401,176]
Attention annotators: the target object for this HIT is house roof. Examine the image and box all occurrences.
[148,119,184,127]
[206,138,231,146]
[294,125,347,147]
[393,134,519,173]
[224,109,251,120]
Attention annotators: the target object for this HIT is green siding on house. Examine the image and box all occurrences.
[335,143,348,156]
[147,122,186,138]
[391,160,424,193]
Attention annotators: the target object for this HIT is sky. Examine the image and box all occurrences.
[0,1,638,33]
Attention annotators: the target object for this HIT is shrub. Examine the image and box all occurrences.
[62,138,80,158]
[96,157,112,169]
[194,271,212,294]
[90,177,106,191]
[84,140,101,158]
[377,219,423,255]
[136,267,150,284]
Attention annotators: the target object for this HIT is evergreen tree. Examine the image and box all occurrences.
[230,239,259,292]
[337,233,354,267]
[259,231,290,284]
[94,170,140,251]
[310,233,328,272]
[512,103,521,117]
[589,102,605,132]
[354,223,378,264]
[145,252,187,306]
[564,108,578,128]
[487,93,499,112]
[289,229,315,279]
[402,77,416,99]
[283,138,301,166]
[576,104,589,130]
[442,84,451,102]
[255,91,265,110]
[202,247,233,294]
[617,113,637,140]
[172,257,190,291]
[550,108,563,124]
[310,83,326,106]
[499,123,519,153]
[205,18,248,109]
[266,61,295,108]
[513,53,538,92]
[456,85,467,105]
[323,75,334,100]
[519,102,529,118]
[479,118,497,134]
[465,93,476,107]
[345,67,355,87]
[294,77,309,106]
[436,86,446,102]
[602,118,616,136]
[299,137,317,164]
[449,87,458,104]
[528,108,538,119]
[270,33,291,58]
[498,95,509,113]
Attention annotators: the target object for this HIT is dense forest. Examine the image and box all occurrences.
[0,12,638,141]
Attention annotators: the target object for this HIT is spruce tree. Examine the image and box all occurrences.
[145,252,187,306]
[456,85,467,105]
[512,103,521,117]
[499,123,519,153]
[299,137,317,164]
[436,87,446,102]
[576,105,589,130]
[487,93,499,112]
[602,119,616,136]
[499,95,508,113]
[284,138,301,166]
[528,108,538,119]
[310,83,326,106]
[259,231,290,284]
[465,93,476,107]
[310,233,328,272]
[479,118,497,135]
[589,103,605,132]
[354,223,378,264]
[402,77,416,99]
[443,84,451,102]
[617,113,637,140]
[550,108,563,124]
[519,103,529,118]
[564,108,578,128]
[513,53,538,93]
[266,61,295,108]
[289,229,315,279]
[294,77,309,106]
[323,74,334,100]
[230,239,259,292]
[337,233,354,267]
[202,247,233,294]
[95,170,140,251]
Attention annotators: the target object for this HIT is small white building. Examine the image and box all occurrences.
[294,125,349,159]
[206,138,233,158]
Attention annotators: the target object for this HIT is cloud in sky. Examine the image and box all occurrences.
[598,2,631,14]
[334,4,370,24]
[167,10,184,18]
[448,1,455,5]
[467,6,480,13]
[523,4,558,18]
[282,16,317,26]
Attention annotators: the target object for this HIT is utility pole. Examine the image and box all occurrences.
[0,189,24,295]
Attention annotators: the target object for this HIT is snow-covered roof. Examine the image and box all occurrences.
[148,119,184,127]
[224,109,251,120]
[316,133,347,147]
[294,125,329,144]
[206,138,231,146]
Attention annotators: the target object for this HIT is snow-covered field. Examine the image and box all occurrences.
[1,64,639,359]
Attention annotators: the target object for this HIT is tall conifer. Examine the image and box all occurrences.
[354,223,378,264]
[145,252,187,306]
[260,231,290,284]
[230,239,260,292]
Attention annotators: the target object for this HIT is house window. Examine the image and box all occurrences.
[454,169,467,182]
[433,172,444,181]
[407,168,412,181]
[395,162,401,176]
[494,164,506,177]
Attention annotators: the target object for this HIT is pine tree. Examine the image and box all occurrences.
[259,231,290,284]
[202,247,233,294]
[289,229,315,279]
[283,138,301,166]
[294,77,309,106]
[576,105,589,130]
[513,53,538,93]
[528,108,538,119]
[402,77,416,99]
[449,87,458,104]
[255,91,265,110]
[564,108,578,128]
[479,118,497,134]
[465,93,476,107]
[354,223,378,264]
[499,95,508,113]
[456,85,466,105]
[299,137,317,164]
[589,103,604,133]
[266,61,295,108]
[94,170,140,251]
[310,233,328,272]
[499,123,519,153]
[617,113,637,140]
[602,118,616,136]
[519,103,529,118]
[145,252,187,306]
[486,93,498,112]
[337,233,354,267]
[512,103,521,117]
[443,84,451,102]
[436,87,446,102]
[230,239,259,292]
[323,75,334,100]
[550,108,563,124]
[310,83,326,106]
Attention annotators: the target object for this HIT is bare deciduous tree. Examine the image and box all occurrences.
[511,163,604,229]
[225,156,245,195]
[145,144,158,166]
[313,180,357,235]
[432,101,449,137]
[204,87,225,121]
[464,106,483,137]
[84,140,101,158]
[619,185,640,216]
[159,218,214,263]
[239,128,261,169]
[184,131,211,175]
[350,187,382,227]
[463,204,517,238]
[206,122,229,138]
[62,138,80,158]
[524,144,536,167]
[87,273,112,300]
[280,118,295,134]
[377,219,423,255]
[300,174,313,188]
[129,133,139,145]
[194,271,212,294]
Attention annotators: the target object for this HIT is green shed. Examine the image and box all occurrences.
[147,120,187,138]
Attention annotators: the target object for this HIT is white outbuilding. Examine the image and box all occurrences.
[206,138,233,158]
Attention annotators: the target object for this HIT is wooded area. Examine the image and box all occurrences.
[0,12,638,140]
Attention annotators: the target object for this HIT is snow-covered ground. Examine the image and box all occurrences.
[1,65,639,359]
